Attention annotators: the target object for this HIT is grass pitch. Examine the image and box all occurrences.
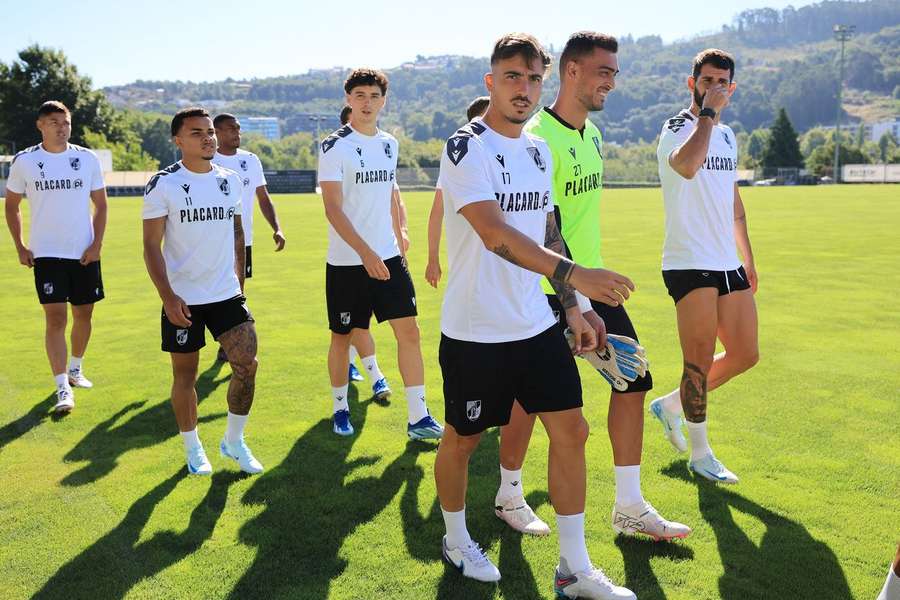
[0,185,897,599]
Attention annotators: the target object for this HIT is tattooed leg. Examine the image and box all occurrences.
[674,287,719,423]
[680,362,708,423]
[218,321,258,416]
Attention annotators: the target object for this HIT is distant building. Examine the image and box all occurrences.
[239,116,281,140]
[869,119,900,142]
[284,113,342,137]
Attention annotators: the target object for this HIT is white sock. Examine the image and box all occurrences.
[349,345,358,363]
[441,506,472,549]
[54,373,68,388]
[660,388,682,414]
[68,356,83,372]
[497,465,523,501]
[614,465,643,506]
[556,513,591,574]
[225,412,248,444]
[332,385,349,413]
[877,567,899,600]
[687,421,712,461]
[181,428,201,451]
[405,385,429,424]
[360,354,384,382]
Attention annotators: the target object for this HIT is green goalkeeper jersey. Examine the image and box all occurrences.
[524,107,605,295]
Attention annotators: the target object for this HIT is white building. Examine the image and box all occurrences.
[869,119,900,142]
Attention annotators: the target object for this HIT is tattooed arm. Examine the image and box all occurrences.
[234,214,246,292]
[458,200,634,307]
[544,213,578,310]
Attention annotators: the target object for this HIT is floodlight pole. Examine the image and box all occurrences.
[833,24,854,183]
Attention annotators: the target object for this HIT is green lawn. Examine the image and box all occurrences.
[1,185,897,600]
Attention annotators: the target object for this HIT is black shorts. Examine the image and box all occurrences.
[439,325,583,436]
[326,255,417,334]
[244,245,253,279]
[662,266,751,304]
[547,295,653,394]
[161,295,253,353]
[33,258,104,305]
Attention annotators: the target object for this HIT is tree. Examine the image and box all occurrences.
[0,45,127,148]
[82,130,158,171]
[745,128,770,168]
[806,142,869,176]
[878,132,898,163]
[761,108,804,168]
[123,111,176,166]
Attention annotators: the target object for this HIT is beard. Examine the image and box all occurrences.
[578,89,605,112]
[693,86,706,108]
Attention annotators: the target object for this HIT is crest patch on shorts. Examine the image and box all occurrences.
[466,400,481,421]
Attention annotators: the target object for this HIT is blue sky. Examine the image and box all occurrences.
[3,0,807,87]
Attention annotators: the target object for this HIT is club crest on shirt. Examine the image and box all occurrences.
[383,142,392,158]
[176,329,189,346]
[667,117,687,133]
[43,282,54,295]
[526,147,546,172]
[447,135,469,165]
[69,157,81,171]
[466,400,482,421]
[217,177,231,196]
[240,159,248,171]
[592,136,602,157]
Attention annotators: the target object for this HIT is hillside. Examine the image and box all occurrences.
[104,0,899,144]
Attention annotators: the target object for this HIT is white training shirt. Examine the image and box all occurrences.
[657,109,741,271]
[211,149,266,245]
[142,162,243,306]
[317,124,400,266]
[438,118,557,343]
[6,143,104,259]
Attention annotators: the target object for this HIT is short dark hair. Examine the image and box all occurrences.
[340,105,352,125]
[490,33,551,72]
[171,106,211,136]
[692,48,735,81]
[559,31,618,75]
[466,96,490,121]
[213,113,237,128]
[344,68,388,95]
[37,100,70,118]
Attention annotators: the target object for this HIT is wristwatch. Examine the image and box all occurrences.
[699,107,717,119]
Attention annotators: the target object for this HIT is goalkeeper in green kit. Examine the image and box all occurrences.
[491,31,692,542]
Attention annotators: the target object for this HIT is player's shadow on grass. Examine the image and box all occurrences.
[615,534,694,600]
[0,392,57,452]
[32,468,242,600]
[661,462,852,600]
[401,429,548,600]
[60,360,230,486]
[229,385,437,599]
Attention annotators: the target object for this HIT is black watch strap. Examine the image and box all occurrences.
[699,107,717,119]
